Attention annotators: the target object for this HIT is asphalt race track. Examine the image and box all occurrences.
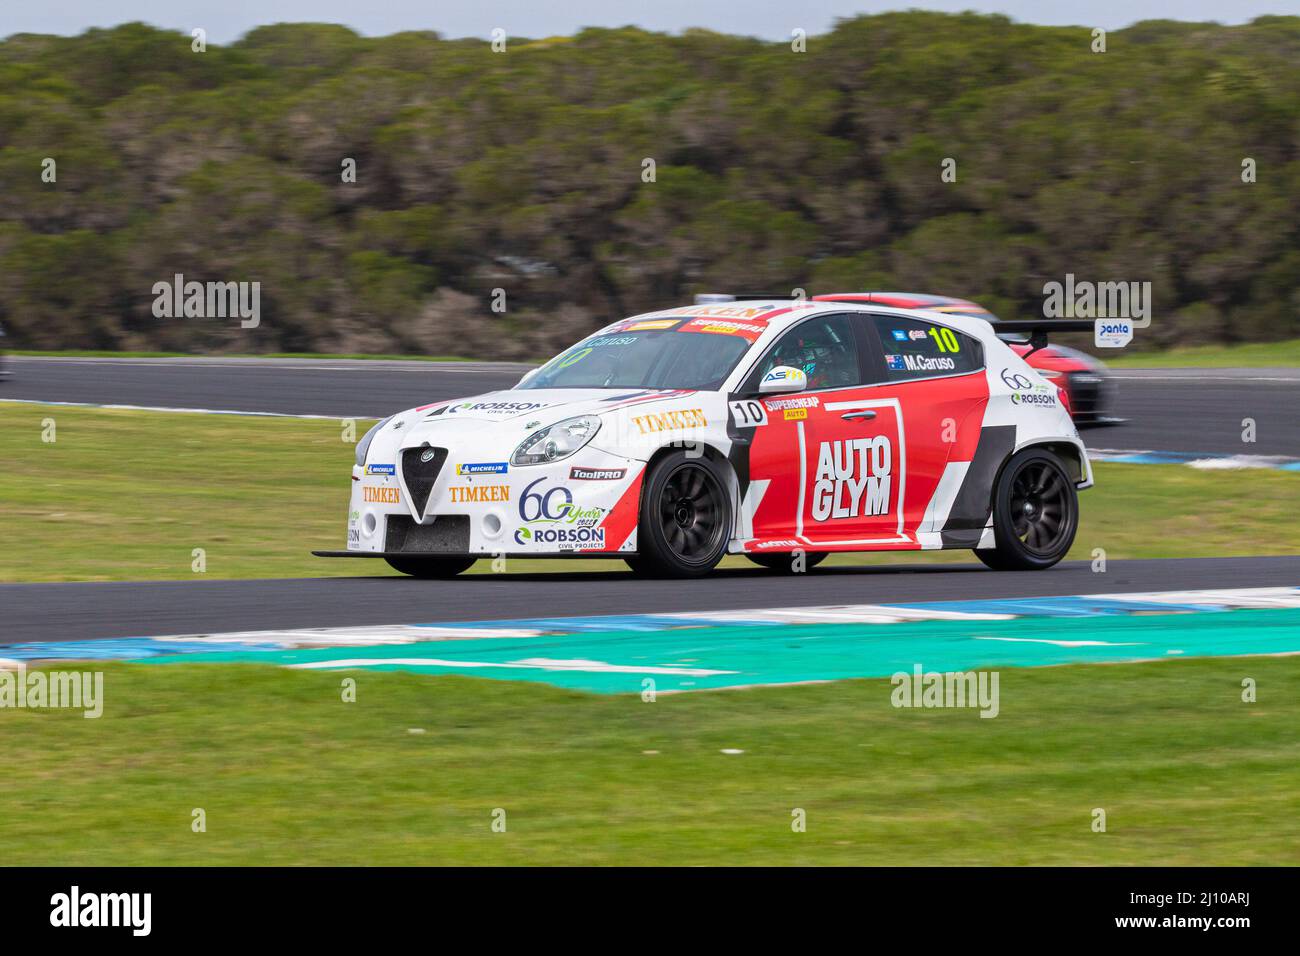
[3,357,1296,650]
[3,556,1297,643]
[4,356,1299,456]
[1,356,531,419]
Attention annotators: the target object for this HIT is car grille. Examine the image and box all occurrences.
[1066,371,1110,418]
[400,445,448,517]
[385,515,470,553]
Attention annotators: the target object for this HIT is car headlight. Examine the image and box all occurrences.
[511,415,601,466]
[355,416,393,467]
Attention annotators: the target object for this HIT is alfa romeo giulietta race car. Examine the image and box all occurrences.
[315,297,1093,578]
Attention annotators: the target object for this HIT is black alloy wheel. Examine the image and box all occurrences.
[626,451,732,578]
[976,448,1078,571]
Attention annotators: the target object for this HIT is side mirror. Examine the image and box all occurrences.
[516,367,540,387]
[757,365,808,395]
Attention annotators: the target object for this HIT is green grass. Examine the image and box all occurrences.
[1,402,1295,582]
[1104,338,1300,368]
[1,657,1295,865]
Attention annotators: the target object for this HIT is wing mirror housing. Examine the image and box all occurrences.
[757,365,808,395]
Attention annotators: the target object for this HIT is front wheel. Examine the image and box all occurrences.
[975,448,1078,571]
[628,451,732,578]
[385,556,476,578]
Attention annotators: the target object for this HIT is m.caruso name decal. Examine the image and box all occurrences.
[887,354,955,372]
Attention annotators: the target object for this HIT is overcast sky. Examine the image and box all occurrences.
[3,1,1299,43]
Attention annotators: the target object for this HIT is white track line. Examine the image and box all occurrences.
[0,398,357,420]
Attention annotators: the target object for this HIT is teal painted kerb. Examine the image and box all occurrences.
[139,607,1300,694]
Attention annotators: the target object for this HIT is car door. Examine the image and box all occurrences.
[737,312,899,548]
[853,313,990,545]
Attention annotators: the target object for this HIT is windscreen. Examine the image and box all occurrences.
[522,329,752,391]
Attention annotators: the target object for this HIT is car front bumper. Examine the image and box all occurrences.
[342,444,646,557]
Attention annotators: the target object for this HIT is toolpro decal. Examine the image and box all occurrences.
[569,467,627,481]
[811,437,892,521]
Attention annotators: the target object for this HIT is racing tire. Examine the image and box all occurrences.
[746,551,828,573]
[629,451,732,578]
[975,447,1078,571]
[385,556,477,578]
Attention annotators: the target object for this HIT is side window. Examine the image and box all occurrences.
[870,315,983,382]
[742,314,861,392]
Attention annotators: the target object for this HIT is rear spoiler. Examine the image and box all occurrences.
[990,320,1094,357]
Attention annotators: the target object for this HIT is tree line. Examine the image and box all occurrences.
[1,13,1297,359]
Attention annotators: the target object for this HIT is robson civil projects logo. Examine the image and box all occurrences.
[50,886,151,936]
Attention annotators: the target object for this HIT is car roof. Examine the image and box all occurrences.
[613,298,1006,347]
[814,291,997,314]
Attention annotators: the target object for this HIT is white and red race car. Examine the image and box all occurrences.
[315,296,1093,577]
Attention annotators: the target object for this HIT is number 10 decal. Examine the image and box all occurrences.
[729,399,768,428]
[928,326,961,352]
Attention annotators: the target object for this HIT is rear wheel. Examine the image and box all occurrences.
[746,551,828,573]
[975,448,1078,571]
[628,451,732,578]
[385,556,476,578]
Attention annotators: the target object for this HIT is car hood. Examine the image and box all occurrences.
[365,387,702,466]
[422,388,693,424]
